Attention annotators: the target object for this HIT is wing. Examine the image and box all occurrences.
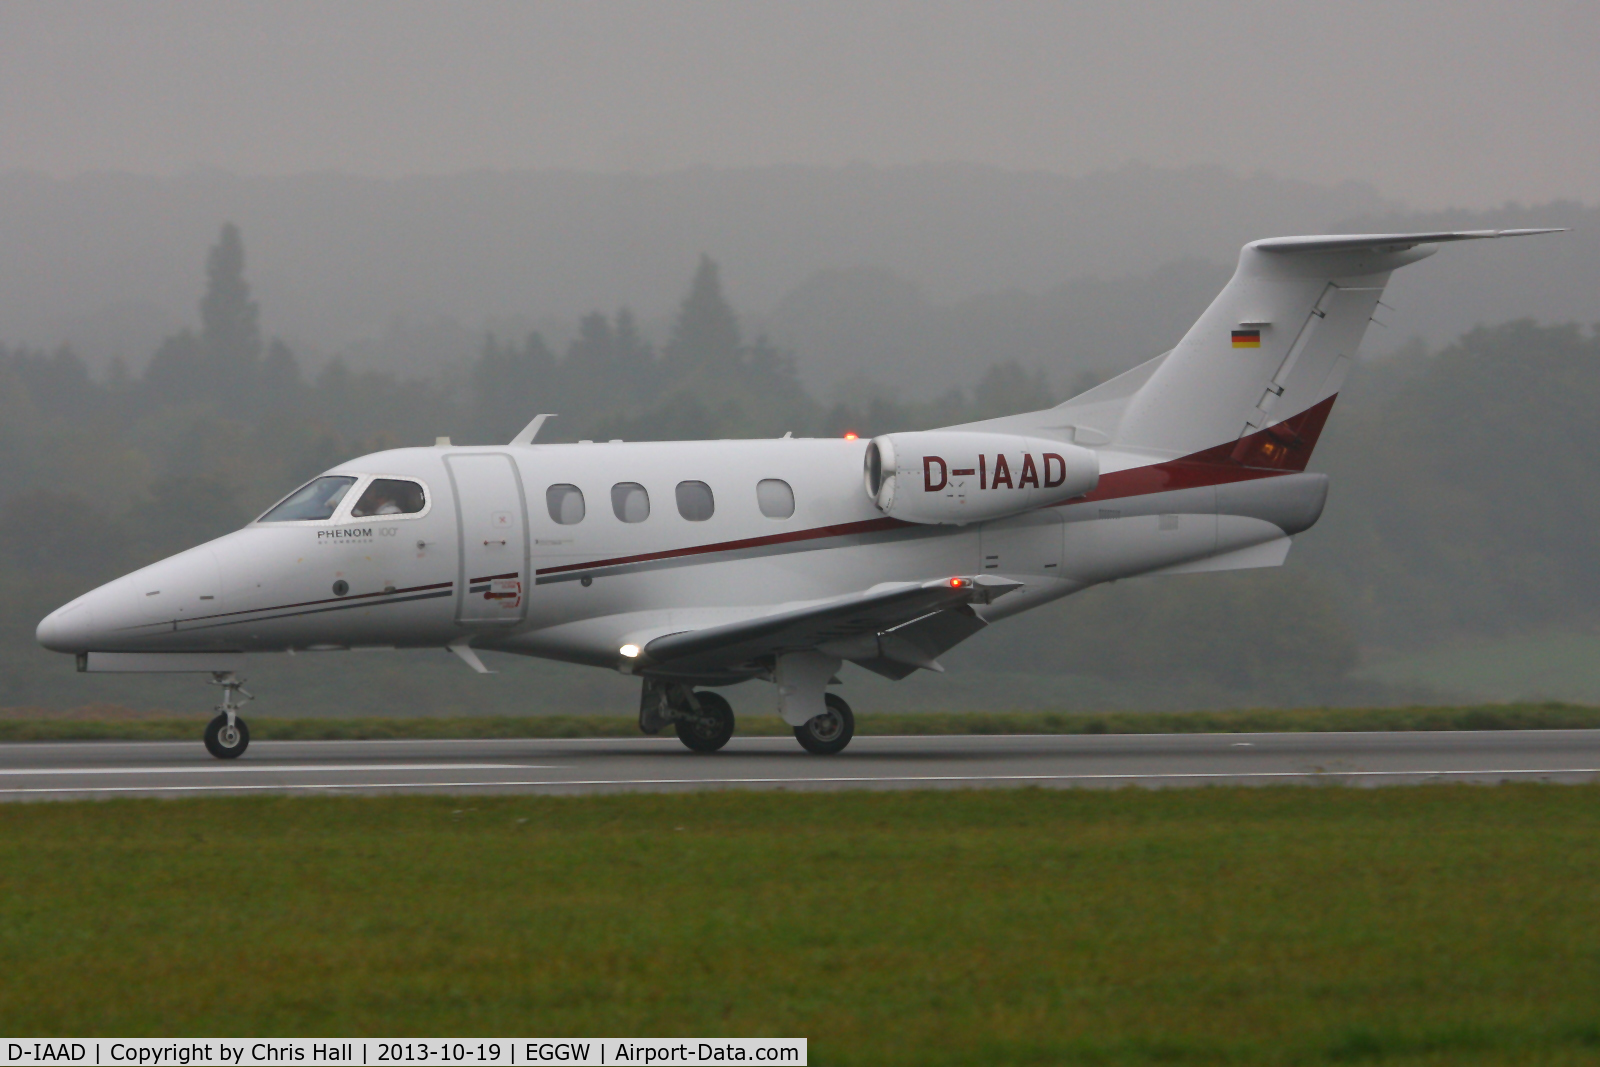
[639,574,1021,676]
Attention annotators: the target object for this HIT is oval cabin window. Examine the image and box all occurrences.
[546,484,585,525]
[757,478,795,519]
[675,481,715,521]
[611,482,650,523]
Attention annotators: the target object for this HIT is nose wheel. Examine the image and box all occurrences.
[204,672,252,760]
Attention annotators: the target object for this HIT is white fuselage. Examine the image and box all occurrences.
[36,434,1315,677]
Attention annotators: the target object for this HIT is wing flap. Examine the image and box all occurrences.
[834,605,992,680]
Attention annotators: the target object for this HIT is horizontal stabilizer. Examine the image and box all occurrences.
[1252,229,1564,255]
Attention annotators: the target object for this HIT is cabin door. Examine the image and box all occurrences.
[445,453,529,625]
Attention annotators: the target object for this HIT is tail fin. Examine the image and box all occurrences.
[1109,229,1561,459]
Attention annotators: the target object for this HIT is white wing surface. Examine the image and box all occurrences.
[640,575,1021,675]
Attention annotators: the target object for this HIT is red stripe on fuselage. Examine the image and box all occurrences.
[538,394,1340,574]
[535,516,906,576]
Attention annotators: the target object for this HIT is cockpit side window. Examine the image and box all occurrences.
[350,478,427,518]
[259,476,358,522]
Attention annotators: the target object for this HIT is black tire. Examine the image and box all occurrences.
[204,713,250,760]
[675,690,735,753]
[795,693,854,755]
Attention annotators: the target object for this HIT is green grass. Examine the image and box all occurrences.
[1,788,1599,1064]
[3,702,1600,742]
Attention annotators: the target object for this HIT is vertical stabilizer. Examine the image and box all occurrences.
[1110,229,1561,459]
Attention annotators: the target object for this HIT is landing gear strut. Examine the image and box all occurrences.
[639,680,736,753]
[204,671,252,760]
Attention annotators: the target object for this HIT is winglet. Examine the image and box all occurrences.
[510,413,556,445]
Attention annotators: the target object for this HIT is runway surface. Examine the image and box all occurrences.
[1,729,1598,799]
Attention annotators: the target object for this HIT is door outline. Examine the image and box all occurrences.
[444,452,530,626]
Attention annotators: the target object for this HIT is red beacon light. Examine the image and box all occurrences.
[843,432,858,441]
[948,577,970,589]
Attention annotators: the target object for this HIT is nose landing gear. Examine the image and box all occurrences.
[204,672,252,760]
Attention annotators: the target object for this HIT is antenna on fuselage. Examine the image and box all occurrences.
[510,413,557,445]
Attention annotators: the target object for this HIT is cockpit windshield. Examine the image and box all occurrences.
[350,478,427,517]
[258,476,358,522]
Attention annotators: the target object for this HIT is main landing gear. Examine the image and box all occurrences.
[638,678,856,755]
[794,693,855,755]
[204,672,252,760]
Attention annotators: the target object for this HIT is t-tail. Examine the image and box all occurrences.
[961,229,1563,470]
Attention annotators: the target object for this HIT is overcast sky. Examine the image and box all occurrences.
[2,1,1595,207]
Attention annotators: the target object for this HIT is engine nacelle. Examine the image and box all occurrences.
[863,431,1099,525]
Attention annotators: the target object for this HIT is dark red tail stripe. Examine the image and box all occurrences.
[1077,393,1337,504]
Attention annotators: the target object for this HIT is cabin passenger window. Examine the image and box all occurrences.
[350,478,427,517]
[259,476,357,522]
[757,478,795,519]
[675,481,715,521]
[611,482,650,523]
[546,484,586,525]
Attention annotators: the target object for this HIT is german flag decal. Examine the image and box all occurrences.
[1232,329,1261,348]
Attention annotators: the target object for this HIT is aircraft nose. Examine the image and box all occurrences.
[36,599,97,653]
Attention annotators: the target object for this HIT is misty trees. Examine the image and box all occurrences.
[468,255,815,441]
[646,254,814,437]
[474,331,558,442]
[200,222,262,396]
[144,222,302,411]
[662,255,741,379]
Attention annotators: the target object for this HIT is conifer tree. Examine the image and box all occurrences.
[199,222,262,397]
[662,255,740,377]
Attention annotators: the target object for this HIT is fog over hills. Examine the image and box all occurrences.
[0,163,1385,371]
[4,163,1590,399]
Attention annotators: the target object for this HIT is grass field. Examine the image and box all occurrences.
[2,701,1599,741]
[2,787,1598,1065]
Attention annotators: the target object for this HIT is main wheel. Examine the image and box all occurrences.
[795,693,854,755]
[204,713,250,760]
[675,690,735,753]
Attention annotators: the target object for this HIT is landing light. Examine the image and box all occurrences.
[619,643,641,659]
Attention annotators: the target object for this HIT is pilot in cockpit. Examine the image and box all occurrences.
[350,478,425,518]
